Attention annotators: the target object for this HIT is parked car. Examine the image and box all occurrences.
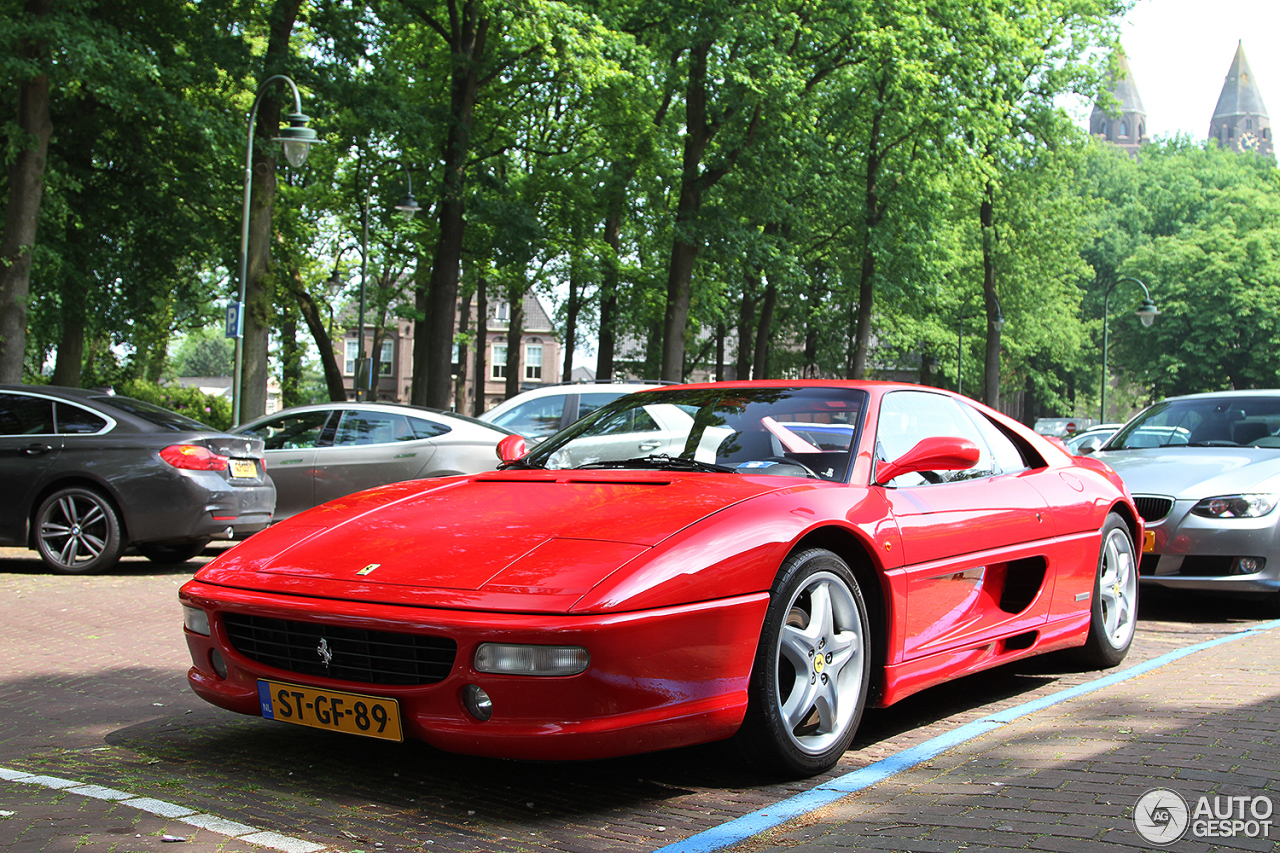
[181,381,1139,777]
[0,385,273,574]
[233,402,512,521]
[1063,423,1123,455]
[1095,390,1280,612]
[479,381,668,442]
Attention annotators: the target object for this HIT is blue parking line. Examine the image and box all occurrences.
[654,619,1280,853]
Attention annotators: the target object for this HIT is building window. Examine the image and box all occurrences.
[492,302,510,326]
[378,340,393,376]
[492,343,507,379]
[344,340,359,376]
[525,343,543,381]
[1119,120,1128,138]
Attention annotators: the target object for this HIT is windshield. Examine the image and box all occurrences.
[1107,396,1280,449]
[518,386,866,482]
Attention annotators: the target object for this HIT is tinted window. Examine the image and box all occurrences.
[91,396,213,431]
[407,415,450,440]
[55,402,108,434]
[333,410,419,446]
[578,392,624,420]
[242,410,332,450]
[491,397,565,440]
[0,393,55,435]
[1109,395,1280,449]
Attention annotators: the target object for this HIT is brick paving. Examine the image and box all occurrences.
[2,545,1279,853]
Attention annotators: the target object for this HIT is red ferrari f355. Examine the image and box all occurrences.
[181,381,1140,777]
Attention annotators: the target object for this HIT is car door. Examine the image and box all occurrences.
[549,403,693,467]
[874,390,1056,660]
[312,409,436,507]
[242,409,333,520]
[0,392,62,543]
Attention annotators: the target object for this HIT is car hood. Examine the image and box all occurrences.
[1096,448,1280,498]
[194,470,792,612]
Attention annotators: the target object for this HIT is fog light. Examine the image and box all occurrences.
[1236,557,1265,575]
[463,684,493,721]
[183,606,210,636]
[209,648,228,679]
[474,643,589,676]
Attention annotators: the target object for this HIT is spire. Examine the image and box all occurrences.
[1090,47,1148,157]
[1210,41,1272,156]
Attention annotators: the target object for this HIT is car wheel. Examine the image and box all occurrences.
[138,539,210,564]
[34,487,124,575]
[732,548,871,778]
[1075,513,1138,668]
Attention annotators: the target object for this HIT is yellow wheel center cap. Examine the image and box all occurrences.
[813,655,825,674]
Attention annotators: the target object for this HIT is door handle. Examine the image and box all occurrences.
[22,444,52,456]
[638,442,660,451]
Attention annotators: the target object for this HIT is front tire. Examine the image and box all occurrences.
[1075,513,1138,668]
[34,487,124,575]
[732,548,871,777]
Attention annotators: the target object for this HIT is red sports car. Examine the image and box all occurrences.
[180,381,1141,777]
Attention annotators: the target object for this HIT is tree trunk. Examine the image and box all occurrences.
[413,3,488,409]
[455,283,471,413]
[472,275,488,417]
[561,244,581,382]
[240,0,303,420]
[279,302,302,408]
[0,0,55,384]
[290,274,347,402]
[981,181,1001,409]
[504,295,523,399]
[753,281,778,380]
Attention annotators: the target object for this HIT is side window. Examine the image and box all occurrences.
[578,393,621,420]
[962,407,1029,473]
[596,406,660,436]
[332,411,415,446]
[0,393,55,435]
[492,397,565,441]
[406,415,450,440]
[875,391,997,487]
[242,410,332,450]
[55,402,108,434]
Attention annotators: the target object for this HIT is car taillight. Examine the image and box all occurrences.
[160,444,230,471]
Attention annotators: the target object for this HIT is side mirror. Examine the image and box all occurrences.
[496,433,527,463]
[874,436,980,486]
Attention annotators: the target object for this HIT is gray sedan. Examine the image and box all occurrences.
[0,384,274,573]
[1096,390,1280,612]
[234,402,511,521]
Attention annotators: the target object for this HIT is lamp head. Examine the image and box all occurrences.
[395,192,421,220]
[275,112,319,167]
[1135,298,1160,328]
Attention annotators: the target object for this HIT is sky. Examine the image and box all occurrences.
[1073,0,1280,140]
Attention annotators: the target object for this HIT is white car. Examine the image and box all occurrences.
[479,381,668,442]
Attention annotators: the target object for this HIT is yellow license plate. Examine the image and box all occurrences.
[257,680,403,741]
[230,459,258,479]
[1143,531,1156,553]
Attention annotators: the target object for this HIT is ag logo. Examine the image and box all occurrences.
[1134,788,1189,844]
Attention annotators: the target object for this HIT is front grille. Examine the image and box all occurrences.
[223,613,456,686]
[1179,556,1245,577]
[1133,495,1173,522]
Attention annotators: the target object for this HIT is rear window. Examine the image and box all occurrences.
[91,396,214,432]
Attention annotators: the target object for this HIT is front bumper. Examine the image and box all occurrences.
[1138,496,1280,593]
[180,580,767,761]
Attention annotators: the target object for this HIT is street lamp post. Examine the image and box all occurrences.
[231,74,318,426]
[956,292,1005,399]
[1100,276,1160,422]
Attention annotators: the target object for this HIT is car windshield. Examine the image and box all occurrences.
[90,395,214,432]
[517,386,866,482]
[1107,396,1280,449]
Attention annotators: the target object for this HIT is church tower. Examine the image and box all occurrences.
[1090,48,1148,157]
[1210,41,1272,157]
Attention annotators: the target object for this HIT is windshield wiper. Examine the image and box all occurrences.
[497,457,545,470]
[576,454,734,473]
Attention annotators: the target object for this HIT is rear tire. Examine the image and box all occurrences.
[1074,513,1138,668]
[138,539,210,564]
[34,487,124,575]
[731,548,871,778]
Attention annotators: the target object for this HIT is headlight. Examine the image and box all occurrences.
[1190,494,1279,519]
[183,606,211,636]
[474,643,589,676]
